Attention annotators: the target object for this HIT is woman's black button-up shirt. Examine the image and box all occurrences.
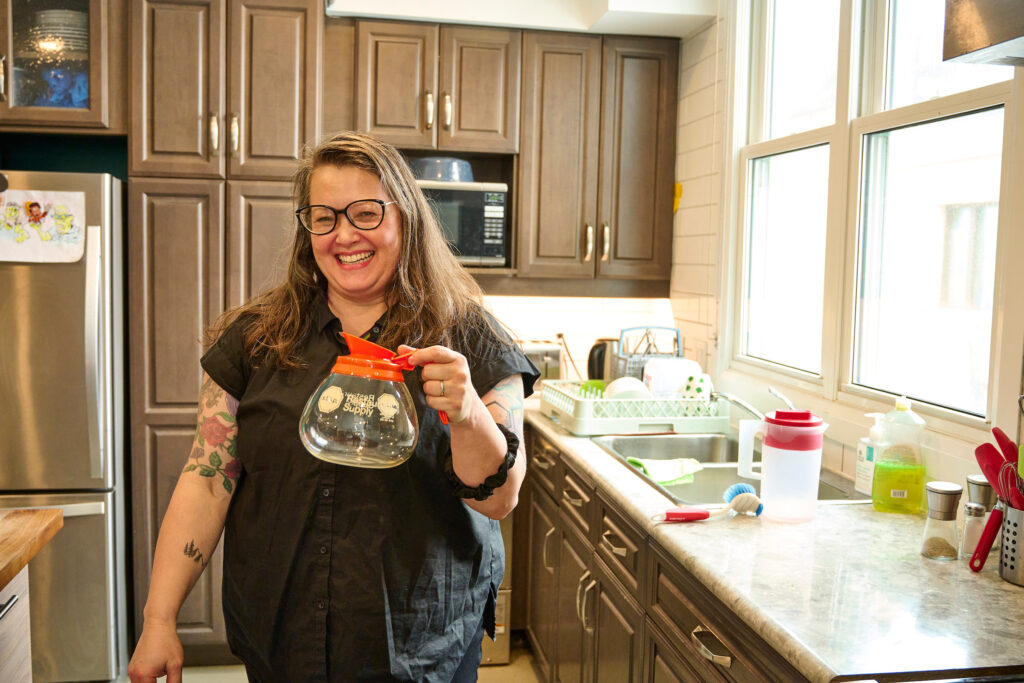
[200,298,539,681]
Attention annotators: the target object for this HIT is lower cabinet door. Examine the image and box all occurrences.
[556,523,591,683]
[590,558,642,683]
[525,484,560,681]
[644,617,704,683]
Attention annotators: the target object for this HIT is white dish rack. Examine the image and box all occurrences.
[540,380,729,436]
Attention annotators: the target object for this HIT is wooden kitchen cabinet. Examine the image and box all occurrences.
[128,177,289,662]
[517,32,677,283]
[556,521,591,683]
[0,0,128,132]
[355,19,520,153]
[0,566,32,683]
[526,477,560,681]
[131,0,321,179]
[590,557,643,682]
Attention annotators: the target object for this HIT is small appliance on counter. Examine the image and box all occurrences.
[519,340,562,383]
[411,156,509,268]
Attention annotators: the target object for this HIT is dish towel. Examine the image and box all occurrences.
[626,457,703,486]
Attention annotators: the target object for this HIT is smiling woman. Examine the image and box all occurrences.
[128,132,540,683]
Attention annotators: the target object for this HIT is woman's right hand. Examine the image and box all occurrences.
[128,620,185,683]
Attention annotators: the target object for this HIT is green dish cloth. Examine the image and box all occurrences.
[626,457,703,485]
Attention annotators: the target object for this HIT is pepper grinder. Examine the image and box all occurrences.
[921,481,963,561]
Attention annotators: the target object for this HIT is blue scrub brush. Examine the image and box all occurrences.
[723,482,763,516]
[654,483,764,522]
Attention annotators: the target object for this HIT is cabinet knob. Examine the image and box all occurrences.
[443,92,452,130]
[230,113,240,156]
[209,114,220,154]
[584,224,594,262]
[425,91,434,129]
[0,55,6,102]
[601,224,610,262]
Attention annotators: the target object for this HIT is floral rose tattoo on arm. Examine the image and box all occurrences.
[182,374,242,494]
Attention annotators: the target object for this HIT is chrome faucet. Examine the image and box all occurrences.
[711,392,764,421]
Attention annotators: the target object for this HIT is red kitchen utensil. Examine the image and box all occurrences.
[970,503,1003,572]
[343,333,449,424]
[975,443,1005,499]
[992,427,1023,503]
[992,427,1019,468]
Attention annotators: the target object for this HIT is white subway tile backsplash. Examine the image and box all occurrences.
[681,24,717,70]
[674,235,713,266]
[679,55,717,96]
[681,84,716,124]
[679,174,712,208]
[679,116,716,150]
[678,144,715,181]
[675,204,712,236]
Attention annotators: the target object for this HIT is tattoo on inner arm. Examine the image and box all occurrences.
[183,376,242,493]
[183,539,208,568]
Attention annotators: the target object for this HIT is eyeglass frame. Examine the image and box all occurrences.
[295,199,397,235]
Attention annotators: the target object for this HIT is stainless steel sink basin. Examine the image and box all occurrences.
[591,433,870,506]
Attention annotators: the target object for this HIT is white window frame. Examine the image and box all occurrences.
[717,0,1024,451]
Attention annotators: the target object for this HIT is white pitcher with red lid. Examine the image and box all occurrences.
[738,410,828,522]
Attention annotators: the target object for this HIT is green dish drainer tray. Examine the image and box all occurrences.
[539,380,729,436]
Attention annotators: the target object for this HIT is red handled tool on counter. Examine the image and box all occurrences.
[971,443,1006,572]
[992,427,1024,508]
[344,334,449,425]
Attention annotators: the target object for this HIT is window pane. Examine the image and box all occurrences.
[887,0,1012,110]
[854,108,1004,416]
[766,0,840,138]
[744,145,829,374]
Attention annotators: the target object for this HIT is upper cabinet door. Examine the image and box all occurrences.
[0,0,110,127]
[228,0,321,179]
[597,37,678,281]
[438,25,520,153]
[130,0,226,177]
[516,31,601,278]
[356,20,437,150]
[226,180,294,307]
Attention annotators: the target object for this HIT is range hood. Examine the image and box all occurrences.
[323,0,717,38]
[944,0,1024,66]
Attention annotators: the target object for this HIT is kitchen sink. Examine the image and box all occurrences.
[591,433,870,506]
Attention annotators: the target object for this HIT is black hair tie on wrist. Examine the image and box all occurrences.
[444,424,519,501]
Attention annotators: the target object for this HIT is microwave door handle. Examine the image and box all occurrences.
[584,224,594,262]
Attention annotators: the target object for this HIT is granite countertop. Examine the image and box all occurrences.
[526,407,1024,682]
[0,508,63,590]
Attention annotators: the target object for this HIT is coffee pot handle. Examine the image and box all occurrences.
[738,419,763,480]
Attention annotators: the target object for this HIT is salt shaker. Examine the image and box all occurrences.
[921,481,963,561]
[959,502,986,560]
[967,473,999,552]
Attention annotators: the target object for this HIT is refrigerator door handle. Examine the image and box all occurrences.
[84,225,104,480]
[11,501,105,518]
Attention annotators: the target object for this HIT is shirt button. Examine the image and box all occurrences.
[320,544,328,555]
[317,600,326,610]
[321,488,331,498]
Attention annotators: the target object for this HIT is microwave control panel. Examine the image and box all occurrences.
[483,191,506,255]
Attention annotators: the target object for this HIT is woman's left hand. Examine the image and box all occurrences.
[397,344,479,424]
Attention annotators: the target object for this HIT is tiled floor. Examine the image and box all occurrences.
[179,637,542,682]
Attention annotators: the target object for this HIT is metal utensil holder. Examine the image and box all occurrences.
[1000,504,1024,586]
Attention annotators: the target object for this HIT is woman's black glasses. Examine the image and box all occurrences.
[296,199,396,234]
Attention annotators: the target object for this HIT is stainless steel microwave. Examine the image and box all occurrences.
[417,179,509,267]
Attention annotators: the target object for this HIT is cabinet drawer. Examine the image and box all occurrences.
[0,566,32,683]
[559,458,595,541]
[646,543,808,683]
[596,491,645,600]
[527,429,561,500]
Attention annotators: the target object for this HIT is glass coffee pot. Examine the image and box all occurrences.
[299,333,419,468]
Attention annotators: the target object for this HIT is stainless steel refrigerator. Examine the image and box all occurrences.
[0,170,128,682]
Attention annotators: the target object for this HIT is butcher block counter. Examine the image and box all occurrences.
[0,508,63,591]
[0,507,62,683]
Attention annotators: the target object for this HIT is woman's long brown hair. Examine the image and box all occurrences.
[206,131,499,367]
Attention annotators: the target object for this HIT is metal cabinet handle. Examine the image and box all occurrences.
[0,594,19,622]
[541,526,556,572]
[575,570,591,624]
[584,225,594,262]
[533,452,554,470]
[229,113,240,156]
[691,625,733,667]
[209,114,220,153]
[601,224,610,261]
[425,91,434,129]
[443,92,452,130]
[562,489,584,508]
[601,530,629,558]
[0,55,6,102]
[580,579,597,632]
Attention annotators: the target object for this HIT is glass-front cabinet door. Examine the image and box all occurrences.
[0,0,108,126]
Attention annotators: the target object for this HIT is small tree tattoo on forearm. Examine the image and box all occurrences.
[183,539,208,567]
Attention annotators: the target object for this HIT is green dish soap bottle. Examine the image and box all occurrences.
[871,396,926,514]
